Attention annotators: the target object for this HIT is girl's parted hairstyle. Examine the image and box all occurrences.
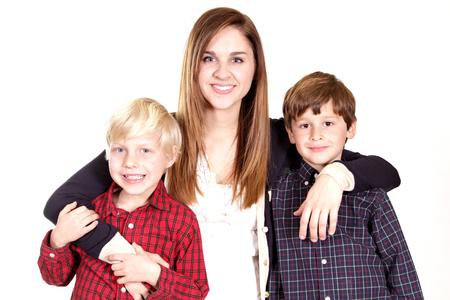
[167,7,269,208]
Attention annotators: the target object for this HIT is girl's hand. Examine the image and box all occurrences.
[110,243,169,286]
[293,174,343,242]
[50,202,99,248]
[124,282,149,300]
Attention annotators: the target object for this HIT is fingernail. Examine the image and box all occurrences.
[300,235,305,240]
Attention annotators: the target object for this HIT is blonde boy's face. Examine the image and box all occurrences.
[287,100,356,172]
[108,135,174,203]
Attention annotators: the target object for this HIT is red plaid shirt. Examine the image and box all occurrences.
[38,180,208,299]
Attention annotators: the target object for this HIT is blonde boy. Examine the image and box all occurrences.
[38,98,208,299]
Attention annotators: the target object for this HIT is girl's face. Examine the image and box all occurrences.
[198,26,256,114]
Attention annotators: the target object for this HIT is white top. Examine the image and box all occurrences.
[189,156,259,300]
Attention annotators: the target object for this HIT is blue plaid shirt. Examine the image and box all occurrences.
[268,162,423,299]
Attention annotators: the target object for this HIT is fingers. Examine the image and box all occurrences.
[318,211,329,241]
[308,210,320,242]
[132,243,144,254]
[293,202,305,217]
[81,211,99,225]
[328,208,338,236]
[109,254,127,262]
[298,206,311,240]
[152,253,169,268]
[82,220,98,234]
[60,201,77,214]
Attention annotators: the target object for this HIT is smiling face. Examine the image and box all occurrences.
[108,135,174,204]
[198,26,256,114]
[287,100,356,172]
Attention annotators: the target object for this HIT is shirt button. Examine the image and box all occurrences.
[321,258,327,265]
[49,253,55,258]
[262,226,269,233]
[128,223,134,229]
[265,291,270,298]
[263,259,268,266]
[325,296,331,300]
[120,287,126,293]
[304,180,309,186]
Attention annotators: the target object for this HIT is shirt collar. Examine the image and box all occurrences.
[100,180,169,217]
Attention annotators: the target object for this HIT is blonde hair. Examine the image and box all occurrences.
[106,98,182,160]
[167,7,269,208]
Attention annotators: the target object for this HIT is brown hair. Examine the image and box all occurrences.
[283,71,357,129]
[167,7,269,208]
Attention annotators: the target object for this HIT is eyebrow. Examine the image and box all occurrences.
[204,50,249,56]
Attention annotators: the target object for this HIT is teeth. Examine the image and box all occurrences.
[124,175,144,180]
[214,85,233,91]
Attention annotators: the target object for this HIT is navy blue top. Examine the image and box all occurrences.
[44,118,400,259]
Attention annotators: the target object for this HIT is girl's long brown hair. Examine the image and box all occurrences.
[167,7,269,208]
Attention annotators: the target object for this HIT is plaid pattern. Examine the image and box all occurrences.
[38,180,208,299]
[268,162,422,300]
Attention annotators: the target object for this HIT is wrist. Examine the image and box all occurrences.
[49,229,67,249]
[147,263,162,287]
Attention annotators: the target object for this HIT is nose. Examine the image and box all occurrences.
[213,61,231,80]
[311,126,323,141]
[124,153,137,168]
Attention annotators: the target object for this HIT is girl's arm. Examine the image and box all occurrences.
[43,151,129,259]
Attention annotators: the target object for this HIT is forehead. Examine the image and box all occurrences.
[297,101,341,119]
[206,26,253,53]
[111,134,161,146]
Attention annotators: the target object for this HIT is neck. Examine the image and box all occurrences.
[204,106,240,139]
[114,186,156,212]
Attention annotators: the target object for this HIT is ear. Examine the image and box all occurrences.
[285,126,296,144]
[165,145,179,169]
[346,121,357,140]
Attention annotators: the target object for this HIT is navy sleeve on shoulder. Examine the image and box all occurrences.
[341,150,401,192]
[43,151,116,258]
[269,117,401,192]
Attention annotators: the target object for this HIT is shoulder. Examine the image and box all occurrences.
[163,193,200,234]
[343,188,390,214]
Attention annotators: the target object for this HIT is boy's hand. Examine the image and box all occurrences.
[50,202,99,248]
[124,282,149,300]
[109,243,169,286]
[293,174,342,242]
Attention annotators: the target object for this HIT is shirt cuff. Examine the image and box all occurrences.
[319,161,355,191]
[40,230,73,263]
[148,266,173,298]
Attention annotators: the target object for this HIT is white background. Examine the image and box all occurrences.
[1,0,449,298]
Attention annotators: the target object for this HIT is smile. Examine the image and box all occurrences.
[211,84,234,94]
[308,146,328,152]
[122,174,146,183]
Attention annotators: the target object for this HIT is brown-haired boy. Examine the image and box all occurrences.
[268,72,423,299]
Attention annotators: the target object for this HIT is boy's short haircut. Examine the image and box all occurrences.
[283,71,357,129]
[106,97,182,160]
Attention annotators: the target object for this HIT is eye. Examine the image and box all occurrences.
[232,57,244,63]
[202,55,215,63]
[299,123,309,129]
[112,147,124,153]
[141,148,153,154]
[324,121,334,127]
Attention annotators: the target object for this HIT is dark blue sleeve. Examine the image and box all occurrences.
[269,118,401,192]
[43,151,116,258]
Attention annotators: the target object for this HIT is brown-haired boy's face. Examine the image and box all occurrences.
[286,101,356,172]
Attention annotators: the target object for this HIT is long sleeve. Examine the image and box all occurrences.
[43,151,117,258]
[38,231,80,286]
[371,190,423,298]
[149,218,209,299]
[341,150,401,192]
